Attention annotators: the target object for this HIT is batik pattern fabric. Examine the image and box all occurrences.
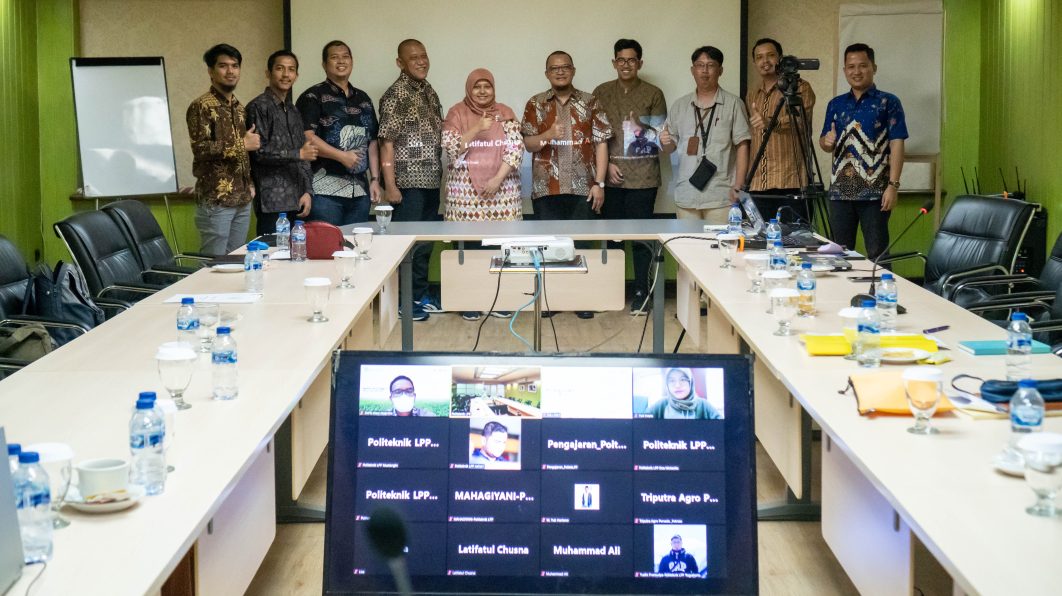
[245,87,313,213]
[378,72,444,189]
[441,120,523,222]
[295,80,378,199]
[745,80,816,191]
[821,85,908,201]
[521,88,612,200]
[186,87,253,207]
[591,78,667,189]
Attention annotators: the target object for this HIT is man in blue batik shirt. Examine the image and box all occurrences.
[819,43,908,260]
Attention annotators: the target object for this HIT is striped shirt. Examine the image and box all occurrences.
[744,79,816,191]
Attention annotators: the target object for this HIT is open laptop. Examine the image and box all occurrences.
[0,428,24,592]
[738,191,823,249]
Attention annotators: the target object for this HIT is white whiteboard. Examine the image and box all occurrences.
[71,57,178,197]
[837,2,943,155]
[290,0,743,211]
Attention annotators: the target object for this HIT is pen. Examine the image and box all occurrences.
[922,325,950,334]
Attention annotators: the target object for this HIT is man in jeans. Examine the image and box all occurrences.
[379,39,443,321]
[186,43,260,255]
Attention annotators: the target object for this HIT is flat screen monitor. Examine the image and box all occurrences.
[324,352,756,595]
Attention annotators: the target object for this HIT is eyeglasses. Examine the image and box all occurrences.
[390,388,415,397]
[613,58,640,66]
[692,62,720,72]
[669,377,691,385]
[547,65,574,74]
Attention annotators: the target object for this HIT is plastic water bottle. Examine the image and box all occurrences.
[856,299,881,368]
[1010,379,1044,437]
[211,326,238,400]
[130,398,166,495]
[275,212,291,253]
[1006,313,1033,381]
[727,204,743,234]
[176,297,198,346]
[769,241,787,271]
[7,443,20,475]
[13,452,52,563]
[291,219,307,262]
[244,242,264,292]
[796,262,816,317]
[875,273,898,332]
[765,218,782,246]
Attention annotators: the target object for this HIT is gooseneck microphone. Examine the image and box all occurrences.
[367,507,413,595]
[850,197,935,307]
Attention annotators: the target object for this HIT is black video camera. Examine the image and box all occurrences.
[776,55,820,96]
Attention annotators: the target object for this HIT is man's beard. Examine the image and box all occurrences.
[216,82,237,93]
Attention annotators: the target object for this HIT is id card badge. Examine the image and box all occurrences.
[686,136,699,156]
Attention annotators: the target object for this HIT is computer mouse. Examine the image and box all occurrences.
[817,241,843,254]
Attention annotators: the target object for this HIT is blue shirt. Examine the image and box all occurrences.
[821,85,908,201]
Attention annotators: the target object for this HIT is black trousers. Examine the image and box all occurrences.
[828,199,891,260]
[533,194,595,251]
[602,186,657,293]
[392,187,440,300]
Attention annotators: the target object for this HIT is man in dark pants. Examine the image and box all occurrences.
[820,43,907,260]
[593,39,667,315]
[379,39,443,322]
[522,50,612,319]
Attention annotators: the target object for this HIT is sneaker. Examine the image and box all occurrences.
[461,311,482,321]
[489,311,513,318]
[418,294,442,312]
[630,291,651,315]
[400,303,429,321]
[540,310,555,318]
[576,311,595,319]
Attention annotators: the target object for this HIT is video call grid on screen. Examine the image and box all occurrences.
[325,352,757,595]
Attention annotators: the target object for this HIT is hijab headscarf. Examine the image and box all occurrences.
[442,68,517,194]
[663,367,697,412]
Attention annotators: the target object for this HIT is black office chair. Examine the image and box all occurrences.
[53,210,178,305]
[951,230,1062,309]
[101,200,211,275]
[879,195,1037,303]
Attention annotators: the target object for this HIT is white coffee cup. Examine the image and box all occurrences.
[76,458,129,499]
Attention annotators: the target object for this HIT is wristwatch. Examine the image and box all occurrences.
[596,181,605,188]
[887,180,901,189]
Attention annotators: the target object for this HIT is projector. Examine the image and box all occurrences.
[485,236,576,265]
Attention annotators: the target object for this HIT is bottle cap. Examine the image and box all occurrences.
[801,262,811,269]
[881,273,894,280]
[769,218,778,224]
[139,391,157,402]
[248,241,269,251]
[1012,312,1028,321]
[181,297,194,305]
[773,241,783,247]
[135,399,154,410]
[279,212,287,218]
[216,326,231,335]
[295,220,305,225]
[1018,379,1037,388]
[18,451,39,464]
[861,299,876,308]
[7,443,20,456]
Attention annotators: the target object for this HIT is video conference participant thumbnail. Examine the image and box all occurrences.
[354,468,449,522]
[447,468,541,523]
[632,472,727,525]
[539,471,633,524]
[350,521,447,577]
[633,524,726,579]
[539,524,633,578]
[356,415,449,469]
[539,418,634,471]
[632,419,726,472]
[446,523,540,577]
[358,365,452,417]
[633,367,725,420]
[448,416,542,471]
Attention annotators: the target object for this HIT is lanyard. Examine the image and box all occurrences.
[693,104,718,154]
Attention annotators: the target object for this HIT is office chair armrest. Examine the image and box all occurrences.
[0,357,28,374]
[1030,318,1062,332]
[0,316,90,337]
[966,296,1052,316]
[92,297,130,319]
[951,274,1042,297]
[143,269,189,285]
[941,265,1011,300]
[175,252,214,262]
[98,283,159,299]
[876,251,926,265]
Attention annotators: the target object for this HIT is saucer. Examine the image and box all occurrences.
[879,347,931,364]
[65,485,145,513]
[992,452,1025,477]
[211,264,243,273]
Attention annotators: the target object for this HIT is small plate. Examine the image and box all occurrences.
[879,347,931,364]
[65,485,144,513]
[810,263,834,273]
[992,452,1025,477]
[211,264,244,273]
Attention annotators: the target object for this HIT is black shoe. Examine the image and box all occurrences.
[461,311,482,321]
[489,311,512,318]
[630,291,651,315]
[576,311,595,319]
[540,310,555,318]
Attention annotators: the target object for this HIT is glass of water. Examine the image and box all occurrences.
[903,367,943,435]
[353,226,374,260]
[761,270,791,313]
[304,277,331,322]
[333,250,358,289]
[717,233,741,269]
[194,303,219,352]
[156,341,197,410]
[375,205,393,234]
[770,288,799,335]
[1018,433,1062,517]
[744,253,769,293]
[25,442,73,529]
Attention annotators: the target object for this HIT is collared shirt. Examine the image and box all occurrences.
[592,78,667,189]
[745,79,816,191]
[378,72,443,189]
[186,87,253,207]
[521,88,613,199]
[664,87,751,209]
[296,79,378,199]
[245,87,313,214]
[821,85,908,201]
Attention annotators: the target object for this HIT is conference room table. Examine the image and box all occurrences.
[662,234,1062,596]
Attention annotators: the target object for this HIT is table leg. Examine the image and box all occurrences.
[401,249,413,351]
[757,408,821,521]
[274,415,325,523]
[533,273,542,352]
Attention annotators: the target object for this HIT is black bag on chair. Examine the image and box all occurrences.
[23,262,105,346]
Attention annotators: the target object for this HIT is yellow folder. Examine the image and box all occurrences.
[848,370,954,416]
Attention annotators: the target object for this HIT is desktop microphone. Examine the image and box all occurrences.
[367,507,414,596]
[850,197,935,308]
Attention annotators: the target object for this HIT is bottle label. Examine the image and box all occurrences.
[177,320,199,331]
[130,431,165,449]
[797,280,815,291]
[857,323,879,334]
[21,490,50,508]
[212,350,237,365]
[1011,405,1043,428]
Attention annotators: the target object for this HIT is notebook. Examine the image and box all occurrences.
[957,340,1052,355]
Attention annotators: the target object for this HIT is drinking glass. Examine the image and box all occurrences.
[717,233,741,269]
[194,303,220,352]
[375,205,393,234]
[903,367,943,435]
[353,227,374,260]
[770,288,799,335]
[304,277,331,322]
[1018,433,1062,517]
[156,341,197,410]
[761,270,791,313]
[333,250,359,289]
[744,254,769,293]
[25,443,73,529]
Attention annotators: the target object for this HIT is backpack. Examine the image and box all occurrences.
[23,261,106,346]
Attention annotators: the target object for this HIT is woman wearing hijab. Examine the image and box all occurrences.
[648,367,722,419]
[441,68,523,222]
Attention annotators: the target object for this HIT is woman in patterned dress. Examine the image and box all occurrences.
[441,68,523,222]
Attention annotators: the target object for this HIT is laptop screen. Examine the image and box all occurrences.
[738,191,766,236]
[324,352,757,595]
